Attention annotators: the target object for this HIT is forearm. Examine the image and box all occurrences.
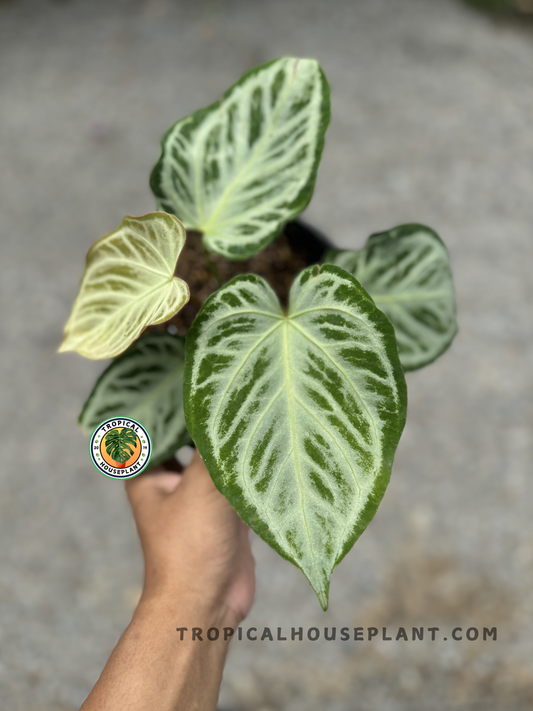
[80,591,237,711]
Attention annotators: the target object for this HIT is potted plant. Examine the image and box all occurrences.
[59,57,457,610]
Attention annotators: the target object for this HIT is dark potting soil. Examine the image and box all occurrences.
[152,230,312,337]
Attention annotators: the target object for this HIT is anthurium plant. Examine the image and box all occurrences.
[60,57,457,609]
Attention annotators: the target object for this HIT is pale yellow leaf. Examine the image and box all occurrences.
[59,212,189,360]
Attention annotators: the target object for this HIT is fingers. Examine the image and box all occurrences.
[125,450,227,520]
[125,451,207,510]
[125,467,183,511]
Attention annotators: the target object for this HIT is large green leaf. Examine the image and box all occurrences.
[79,332,191,467]
[184,265,407,609]
[59,213,189,360]
[150,57,330,261]
[325,224,457,370]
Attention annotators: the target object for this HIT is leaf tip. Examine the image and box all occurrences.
[57,336,72,354]
[309,576,330,611]
[316,589,329,611]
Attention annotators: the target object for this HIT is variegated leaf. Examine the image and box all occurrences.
[59,213,189,360]
[325,224,457,370]
[79,332,191,467]
[184,265,407,609]
[150,57,330,261]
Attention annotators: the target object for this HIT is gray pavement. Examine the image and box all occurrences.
[1,0,533,709]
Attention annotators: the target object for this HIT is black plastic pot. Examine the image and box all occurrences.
[284,218,334,265]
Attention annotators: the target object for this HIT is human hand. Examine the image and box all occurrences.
[81,453,255,711]
[125,451,255,626]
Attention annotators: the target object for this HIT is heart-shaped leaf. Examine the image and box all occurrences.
[150,57,330,261]
[79,332,191,467]
[59,213,189,360]
[184,265,407,609]
[325,224,457,370]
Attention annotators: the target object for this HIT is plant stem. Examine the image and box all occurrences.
[203,247,223,287]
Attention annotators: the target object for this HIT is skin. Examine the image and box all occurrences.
[80,451,256,711]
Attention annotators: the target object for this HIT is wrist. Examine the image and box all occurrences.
[85,582,235,711]
[137,585,241,631]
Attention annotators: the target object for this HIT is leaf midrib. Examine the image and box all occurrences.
[200,61,309,231]
[282,319,319,589]
[71,278,184,342]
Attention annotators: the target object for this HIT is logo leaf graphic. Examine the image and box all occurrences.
[80,333,190,467]
[150,57,330,261]
[184,265,407,609]
[325,224,457,370]
[104,428,138,464]
[59,213,190,360]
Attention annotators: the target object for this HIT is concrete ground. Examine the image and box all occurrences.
[1,0,533,709]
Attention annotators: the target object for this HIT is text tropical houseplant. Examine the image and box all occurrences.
[59,57,457,609]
